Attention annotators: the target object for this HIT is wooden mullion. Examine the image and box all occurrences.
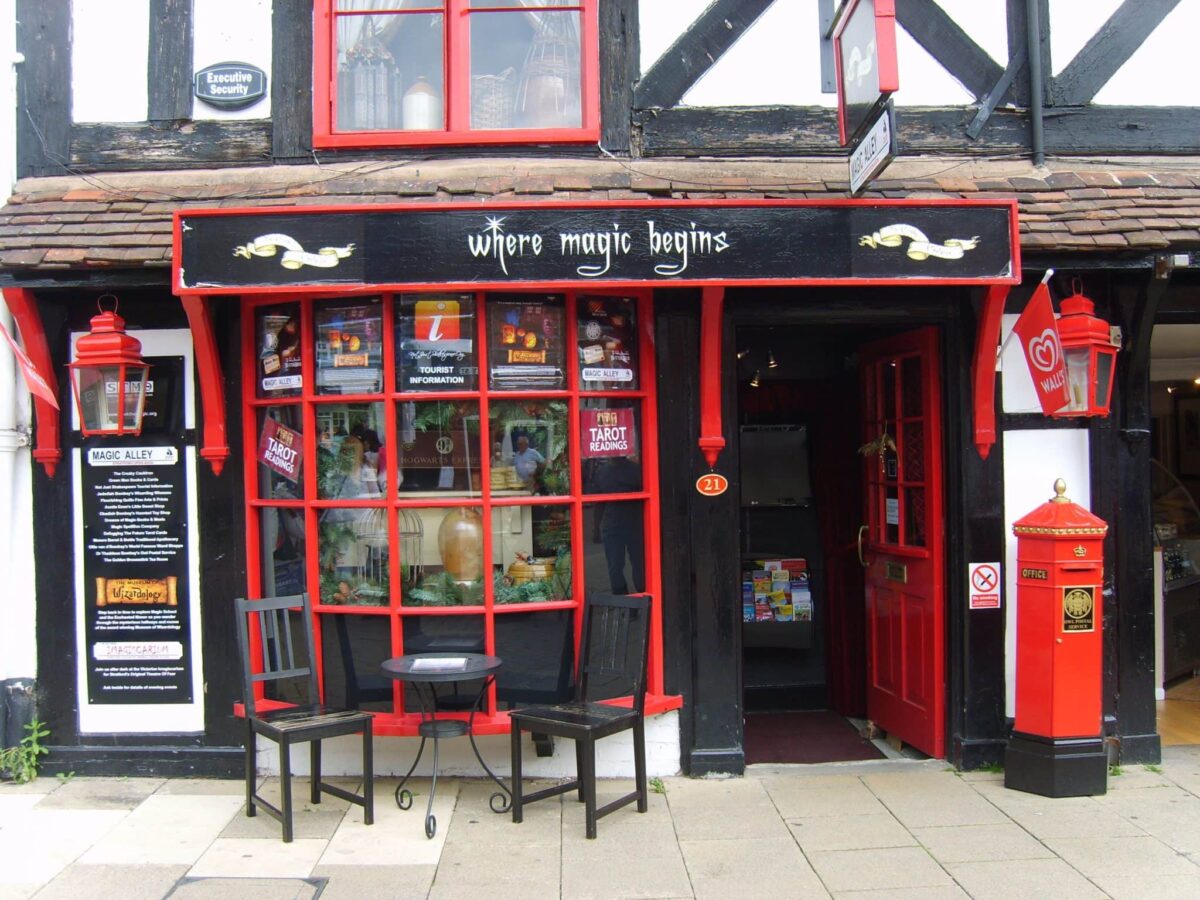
[894,0,1002,103]
[148,0,194,123]
[1050,0,1182,107]
[272,0,314,162]
[599,0,638,153]
[15,0,71,178]
[632,0,774,110]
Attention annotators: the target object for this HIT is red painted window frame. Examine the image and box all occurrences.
[241,288,673,736]
[312,0,601,149]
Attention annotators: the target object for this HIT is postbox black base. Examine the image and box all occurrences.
[1004,731,1107,798]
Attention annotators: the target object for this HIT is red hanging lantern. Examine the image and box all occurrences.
[1052,280,1119,418]
[67,296,151,436]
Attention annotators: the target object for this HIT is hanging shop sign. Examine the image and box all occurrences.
[833,0,899,145]
[80,357,194,706]
[849,100,896,196]
[176,201,1019,291]
[193,62,267,110]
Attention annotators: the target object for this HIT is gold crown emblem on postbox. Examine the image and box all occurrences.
[1074,545,1087,557]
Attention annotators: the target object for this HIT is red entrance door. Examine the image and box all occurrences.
[858,327,945,758]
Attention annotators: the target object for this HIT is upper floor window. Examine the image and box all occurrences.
[313,1,600,148]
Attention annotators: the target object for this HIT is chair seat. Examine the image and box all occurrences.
[256,704,372,734]
[511,701,637,734]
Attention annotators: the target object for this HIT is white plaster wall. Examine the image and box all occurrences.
[192,0,272,120]
[256,710,682,780]
[1000,312,1047,415]
[2,0,16,192]
[72,0,150,123]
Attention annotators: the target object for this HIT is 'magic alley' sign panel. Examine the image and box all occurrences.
[176,202,1017,289]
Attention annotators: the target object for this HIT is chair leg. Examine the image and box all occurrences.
[580,739,598,839]
[244,718,256,818]
[280,738,294,843]
[310,740,322,805]
[510,723,524,824]
[574,740,586,802]
[633,718,648,813]
[362,720,374,826]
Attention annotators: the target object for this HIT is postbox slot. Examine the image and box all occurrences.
[1061,565,1101,573]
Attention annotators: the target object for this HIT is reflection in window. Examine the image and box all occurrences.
[397,400,481,494]
[314,299,384,394]
[489,400,569,495]
[584,501,644,595]
[259,508,307,598]
[320,614,394,711]
[318,506,390,606]
[317,403,387,499]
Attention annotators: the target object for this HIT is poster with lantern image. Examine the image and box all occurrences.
[487,298,565,390]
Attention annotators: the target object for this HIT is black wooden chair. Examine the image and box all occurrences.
[509,593,651,838]
[235,593,374,842]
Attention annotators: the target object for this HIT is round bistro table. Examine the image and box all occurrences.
[381,652,510,837]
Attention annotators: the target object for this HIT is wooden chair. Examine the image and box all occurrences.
[509,593,651,838]
[235,593,374,842]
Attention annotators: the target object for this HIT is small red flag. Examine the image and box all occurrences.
[1012,282,1069,415]
[0,316,60,410]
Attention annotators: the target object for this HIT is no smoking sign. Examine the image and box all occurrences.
[969,562,1001,610]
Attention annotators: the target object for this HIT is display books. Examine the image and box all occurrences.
[487,299,565,390]
[577,296,638,389]
[315,300,384,394]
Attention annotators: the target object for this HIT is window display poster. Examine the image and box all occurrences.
[258,416,303,483]
[256,305,302,397]
[581,407,637,458]
[80,360,193,705]
[315,300,384,394]
[487,299,565,390]
[397,294,478,391]
[578,296,637,389]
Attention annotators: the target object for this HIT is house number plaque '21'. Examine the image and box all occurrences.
[695,474,729,497]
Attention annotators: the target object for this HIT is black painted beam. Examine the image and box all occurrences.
[1052,0,1182,107]
[70,121,272,170]
[895,0,1002,102]
[272,0,313,162]
[148,0,194,123]
[600,0,639,153]
[15,0,71,178]
[633,0,774,110]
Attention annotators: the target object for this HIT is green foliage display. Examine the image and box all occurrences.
[0,720,50,784]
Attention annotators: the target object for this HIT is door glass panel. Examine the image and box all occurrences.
[885,486,900,545]
[904,488,927,547]
[883,360,897,420]
[902,421,924,483]
[901,355,922,417]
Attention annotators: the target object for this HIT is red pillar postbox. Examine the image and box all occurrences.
[1005,478,1108,797]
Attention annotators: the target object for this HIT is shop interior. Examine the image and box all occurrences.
[1150,323,1200,745]
[735,324,906,764]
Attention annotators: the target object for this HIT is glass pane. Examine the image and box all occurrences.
[904,488,927,547]
[314,299,384,395]
[254,304,302,398]
[317,506,390,606]
[402,614,484,655]
[901,355,922,417]
[902,420,924,483]
[494,609,575,708]
[486,296,566,390]
[257,406,304,500]
[885,486,900,545]
[492,506,572,605]
[1093,351,1114,409]
[489,400,570,495]
[1064,347,1090,413]
[258,507,307,598]
[316,402,387,499]
[396,400,481,494]
[336,12,444,131]
[583,501,644,595]
[883,360,897,420]
[511,9,582,129]
[401,506,485,607]
[396,293,478,392]
[581,399,642,494]
[319,614,394,711]
[577,296,638,389]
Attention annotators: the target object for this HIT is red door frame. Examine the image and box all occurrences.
[859,326,946,757]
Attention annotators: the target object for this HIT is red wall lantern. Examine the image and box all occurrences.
[68,298,151,436]
[1053,280,1119,418]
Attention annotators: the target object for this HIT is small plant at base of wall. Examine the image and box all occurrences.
[0,719,50,784]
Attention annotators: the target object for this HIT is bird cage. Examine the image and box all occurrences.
[471,66,516,130]
[337,25,402,131]
[514,13,580,128]
[399,508,424,585]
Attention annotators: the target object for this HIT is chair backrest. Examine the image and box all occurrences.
[576,593,652,715]
[234,593,320,718]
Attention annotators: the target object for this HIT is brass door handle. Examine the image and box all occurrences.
[857,525,869,568]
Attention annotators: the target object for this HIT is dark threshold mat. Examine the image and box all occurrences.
[743,710,885,764]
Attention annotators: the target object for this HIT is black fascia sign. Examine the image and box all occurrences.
[194,62,267,110]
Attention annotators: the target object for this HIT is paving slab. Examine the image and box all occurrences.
[219,806,345,841]
[862,773,1009,829]
[319,778,456,868]
[78,794,244,866]
[0,808,128,888]
[1042,835,1200,879]
[561,850,692,899]
[314,864,436,900]
[679,836,828,899]
[664,776,790,841]
[35,777,164,810]
[155,779,246,797]
[166,876,322,899]
[187,838,327,879]
[997,800,1147,841]
[1095,873,1200,900]
[945,858,1108,900]
[762,775,891,819]
[32,863,189,900]
[911,823,1055,863]
[805,847,955,893]
[787,813,918,852]
[830,888,971,900]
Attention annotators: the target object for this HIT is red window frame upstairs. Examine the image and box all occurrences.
[313,1,601,149]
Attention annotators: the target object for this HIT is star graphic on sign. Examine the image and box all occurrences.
[483,216,507,237]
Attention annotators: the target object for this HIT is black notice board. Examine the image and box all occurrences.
[80,357,194,706]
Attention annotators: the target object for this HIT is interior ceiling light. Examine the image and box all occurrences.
[749,370,761,388]
[736,348,750,360]
[767,350,778,369]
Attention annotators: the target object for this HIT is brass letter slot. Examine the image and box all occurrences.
[884,562,908,584]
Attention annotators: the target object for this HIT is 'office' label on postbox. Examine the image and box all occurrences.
[1062,586,1096,632]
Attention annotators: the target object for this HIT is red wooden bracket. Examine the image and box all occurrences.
[973,284,1010,460]
[2,288,62,477]
[180,294,230,476]
[698,286,726,469]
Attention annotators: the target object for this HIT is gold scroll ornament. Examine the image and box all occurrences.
[859,224,980,261]
[95,577,178,607]
[233,234,355,270]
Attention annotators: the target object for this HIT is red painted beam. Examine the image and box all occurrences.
[179,294,230,476]
[698,286,726,469]
[2,288,62,477]
[973,285,1009,460]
